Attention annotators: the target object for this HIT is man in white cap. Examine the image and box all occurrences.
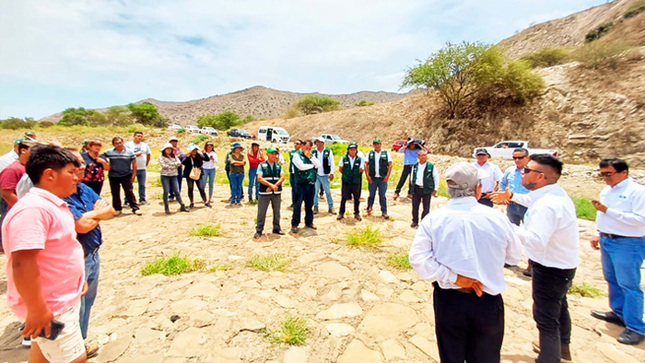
[312,137,335,214]
[409,162,521,363]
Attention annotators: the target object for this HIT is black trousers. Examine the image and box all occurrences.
[108,175,138,211]
[185,176,207,204]
[395,164,413,194]
[532,261,576,363]
[478,193,494,207]
[291,183,315,227]
[82,181,103,196]
[339,182,361,216]
[256,194,281,234]
[412,189,431,224]
[433,283,505,363]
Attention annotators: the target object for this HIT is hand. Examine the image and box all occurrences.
[81,281,89,296]
[489,189,511,204]
[384,176,389,183]
[328,174,334,181]
[591,236,600,251]
[455,275,484,297]
[304,150,312,158]
[366,177,372,184]
[432,190,438,197]
[94,199,110,210]
[131,175,136,183]
[22,304,54,339]
[591,200,607,213]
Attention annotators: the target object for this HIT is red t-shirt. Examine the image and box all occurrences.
[0,161,25,191]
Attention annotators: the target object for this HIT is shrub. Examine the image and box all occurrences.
[346,224,382,246]
[190,223,223,237]
[568,283,605,298]
[521,47,570,68]
[267,316,311,345]
[387,252,411,269]
[141,254,205,276]
[624,0,645,18]
[501,60,546,101]
[0,117,37,130]
[295,95,341,115]
[247,254,289,271]
[572,196,596,221]
[192,134,209,144]
[585,22,614,42]
[126,123,148,133]
[284,106,299,119]
[571,40,628,69]
[198,111,242,130]
[38,121,54,128]
[355,100,375,107]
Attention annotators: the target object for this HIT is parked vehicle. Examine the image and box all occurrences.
[391,139,406,152]
[169,124,184,130]
[185,125,201,133]
[320,134,349,144]
[200,127,218,135]
[227,128,251,138]
[258,126,290,143]
[473,140,558,159]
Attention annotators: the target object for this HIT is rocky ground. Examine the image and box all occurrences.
[1,151,644,363]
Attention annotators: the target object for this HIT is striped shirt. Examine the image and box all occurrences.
[101,148,135,178]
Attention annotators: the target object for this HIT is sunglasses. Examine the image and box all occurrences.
[522,167,544,175]
[598,171,617,178]
[512,156,527,160]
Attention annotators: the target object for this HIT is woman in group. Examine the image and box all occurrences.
[228,142,246,205]
[81,140,110,195]
[247,141,265,203]
[159,143,189,214]
[202,141,218,204]
[182,143,210,209]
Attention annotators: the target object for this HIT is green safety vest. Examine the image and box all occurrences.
[224,152,231,173]
[368,150,390,178]
[289,149,298,174]
[311,147,332,175]
[259,161,283,195]
[341,155,363,184]
[410,162,436,195]
[294,151,317,185]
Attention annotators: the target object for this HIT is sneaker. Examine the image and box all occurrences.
[355,214,362,221]
[205,202,212,208]
[140,200,149,205]
[366,208,373,216]
[306,224,317,230]
[133,209,142,215]
[254,232,262,239]
[313,206,319,214]
[86,343,99,359]
[22,337,31,347]
[273,230,285,235]
[180,205,190,212]
[411,222,418,228]
[291,227,298,234]
[328,207,334,214]
[382,214,390,220]
[337,214,344,221]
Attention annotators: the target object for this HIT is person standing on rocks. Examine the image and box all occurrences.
[227,143,246,206]
[472,148,502,207]
[101,137,141,216]
[182,143,210,209]
[312,137,335,215]
[64,149,116,359]
[288,140,303,209]
[159,144,189,214]
[247,141,265,203]
[291,140,321,233]
[81,141,110,196]
[409,162,521,363]
[491,154,579,362]
[168,137,185,202]
[125,131,152,205]
[589,158,645,345]
[365,138,393,219]
[2,145,88,363]
[254,147,285,239]
[410,150,439,228]
[337,142,364,221]
[394,138,422,200]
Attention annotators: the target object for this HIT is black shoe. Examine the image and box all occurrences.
[313,206,319,214]
[164,205,170,214]
[532,341,571,361]
[354,214,362,221]
[189,203,195,209]
[180,204,190,212]
[254,232,262,239]
[411,222,418,228]
[273,230,285,235]
[291,227,298,234]
[523,269,533,277]
[618,329,645,345]
[591,310,625,326]
[306,224,317,230]
[205,202,212,208]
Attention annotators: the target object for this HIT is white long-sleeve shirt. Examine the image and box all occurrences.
[473,161,503,193]
[511,183,580,269]
[409,196,521,296]
[313,147,334,176]
[596,177,645,237]
[292,152,322,171]
[414,162,440,189]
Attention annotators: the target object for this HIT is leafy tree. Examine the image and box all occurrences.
[197,111,242,130]
[106,106,134,126]
[58,107,92,126]
[127,102,164,126]
[87,110,109,126]
[295,95,341,115]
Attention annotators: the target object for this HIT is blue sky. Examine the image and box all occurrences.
[0,0,605,119]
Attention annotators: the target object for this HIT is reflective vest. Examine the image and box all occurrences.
[410,162,436,195]
[311,147,332,175]
[341,155,363,184]
[368,150,390,178]
[259,161,283,195]
[289,149,298,174]
[294,151,317,185]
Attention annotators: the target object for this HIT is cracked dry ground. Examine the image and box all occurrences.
[1,182,644,363]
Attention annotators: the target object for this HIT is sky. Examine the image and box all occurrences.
[0,0,607,119]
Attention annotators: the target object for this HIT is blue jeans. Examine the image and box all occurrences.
[507,201,528,226]
[601,235,645,334]
[248,168,260,200]
[80,251,100,339]
[229,172,244,204]
[135,169,147,201]
[161,175,184,206]
[314,175,333,208]
[203,168,216,198]
[367,177,388,214]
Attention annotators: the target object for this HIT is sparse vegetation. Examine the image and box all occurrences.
[284,106,300,119]
[141,254,205,276]
[192,134,209,144]
[0,117,37,130]
[248,254,290,271]
[190,223,223,237]
[571,40,629,69]
[295,95,341,115]
[586,21,614,42]
[521,47,570,68]
[387,252,411,269]
[355,100,375,107]
[569,283,605,298]
[197,111,242,130]
[208,264,231,272]
[624,0,645,18]
[572,195,596,221]
[267,316,311,345]
[346,224,382,246]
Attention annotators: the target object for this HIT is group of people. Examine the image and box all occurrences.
[1,130,644,363]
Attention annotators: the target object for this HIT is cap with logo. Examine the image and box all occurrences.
[347,142,358,149]
[445,162,490,190]
[266,146,278,153]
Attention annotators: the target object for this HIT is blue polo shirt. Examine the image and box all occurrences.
[101,148,135,178]
[64,183,103,256]
[401,147,420,166]
[499,165,530,195]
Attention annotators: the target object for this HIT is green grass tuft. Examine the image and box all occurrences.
[346,224,382,246]
[568,283,605,298]
[141,254,205,276]
[190,223,223,236]
[267,316,311,345]
[572,196,596,221]
[208,264,231,272]
[387,252,411,269]
[248,254,290,271]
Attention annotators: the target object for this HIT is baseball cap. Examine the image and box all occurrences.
[168,136,179,142]
[475,148,489,156]
[348,142,358,149]
[231,142,243,150]
[373,138,381,144]
[445,162,490,190]
[266,146,278,153]
[315,137,325,143]
[187,143,200,152]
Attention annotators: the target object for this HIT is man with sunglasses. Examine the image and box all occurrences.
[589,159,645,345]
[499,148,530,225]
[473,148,502,207]
[491,154,579,362]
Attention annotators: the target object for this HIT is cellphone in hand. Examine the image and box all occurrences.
[20,320,65,341]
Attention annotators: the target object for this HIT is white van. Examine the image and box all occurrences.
[258,126,290,143]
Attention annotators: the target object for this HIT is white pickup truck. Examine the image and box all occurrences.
[473,141,558,159]
[320,134,349,144]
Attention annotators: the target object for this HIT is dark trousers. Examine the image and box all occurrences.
[82,181,103,196]
[478,193,494,207]
[395,164,413,194]
[109,175,139,211]
[433,283,504,363]
[532,261,576,363]
[290,174,298,205]
[507,201,528,226]
[292,183,314,227]
[186,176,207,204]
[411,189,431,224]
[256,194,281,234]
[339,182,361,216]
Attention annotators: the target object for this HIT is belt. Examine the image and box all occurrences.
[84,247,99,257]
[433,282,475,294]
[600,232,641,239]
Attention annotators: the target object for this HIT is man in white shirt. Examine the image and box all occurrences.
[0,139,21,173]
[312,137,335,214]
[290,140,322,233]
[124,131,151,205]
[473,148,502,207]
[492,154,578,362]
[365,138,393,219]
[410,150,440,228]
[589,158,645,345]
[409,162,521,363]
[337,142,363,221]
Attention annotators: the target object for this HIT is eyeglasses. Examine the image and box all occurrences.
[598,171,616,178]
[512,156,527,160]
[522,167,543,175]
